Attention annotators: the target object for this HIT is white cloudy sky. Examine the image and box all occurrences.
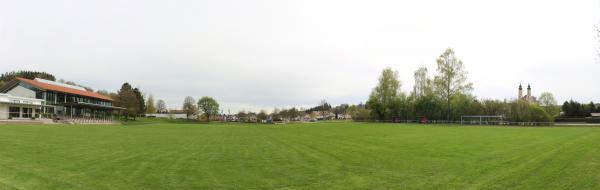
[1,0,599,112]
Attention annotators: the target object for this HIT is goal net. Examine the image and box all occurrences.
[460,115,505,125]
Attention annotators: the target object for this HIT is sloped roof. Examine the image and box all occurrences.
[15,77,113,101]
[592,113,600,117]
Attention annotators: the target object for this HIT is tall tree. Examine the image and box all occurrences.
[145,95,157,114]
[132,88,145,116]
[115,83,139,120]
[156,99,167,113]
[182,96,197,119]
[367,68,403,120]
[561,101,570,116]
[197,97,220,122]
[434,48,473,121]
[413,66,432,97]
[538,92,558,116]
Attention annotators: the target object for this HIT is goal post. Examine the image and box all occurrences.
[461,115,505,125]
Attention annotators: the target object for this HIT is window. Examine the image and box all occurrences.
[36,91,43,99]
[35,109,41,118]
[22,108,33,118]
[46,92,56,103]
[57,93,65,103]
[9,107,20,118]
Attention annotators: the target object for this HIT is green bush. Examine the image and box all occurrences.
[348,105,371,121]
[528,105,552,122]
[507,100,552,122]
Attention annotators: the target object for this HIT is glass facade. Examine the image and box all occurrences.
[45,91,56,103]
[37,90,118,119]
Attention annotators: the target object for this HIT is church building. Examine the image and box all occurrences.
[518,84,537,103]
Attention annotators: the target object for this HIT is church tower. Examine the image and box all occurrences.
[518,84,523,99]
[527,84,532,101]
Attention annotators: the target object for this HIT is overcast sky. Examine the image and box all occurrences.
[1,0,599,113]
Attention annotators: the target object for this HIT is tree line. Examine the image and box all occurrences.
[0,71,55,87]
[107,83,177,120]
[561,100,597,117]
[346,48,560,123]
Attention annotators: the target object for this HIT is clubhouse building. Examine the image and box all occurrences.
[0,78,123,123]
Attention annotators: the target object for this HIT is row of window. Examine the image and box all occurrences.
[9,106,115,118]
[8,107,33,118]
[38,91,112,107]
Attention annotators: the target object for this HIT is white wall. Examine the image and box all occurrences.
[146,113,188,119]
[0,104,7,120]
[7,85,35,99]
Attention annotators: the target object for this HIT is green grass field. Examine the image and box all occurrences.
[1,121,600,190]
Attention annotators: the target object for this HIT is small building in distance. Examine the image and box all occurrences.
[147,110,189,119]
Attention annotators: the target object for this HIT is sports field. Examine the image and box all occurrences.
[1,121,599,190]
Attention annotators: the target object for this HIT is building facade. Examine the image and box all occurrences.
[0,93,44,120]
[0,78,123,121]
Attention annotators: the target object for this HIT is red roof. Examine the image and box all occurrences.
[15,77,113,101]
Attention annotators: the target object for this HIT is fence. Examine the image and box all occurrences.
[374,119,556,126]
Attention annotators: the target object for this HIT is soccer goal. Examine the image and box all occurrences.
[460,115,505,125]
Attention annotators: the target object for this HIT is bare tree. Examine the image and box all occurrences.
[320,99,330,120]
[156,99,167,113]
[182,96,197,119]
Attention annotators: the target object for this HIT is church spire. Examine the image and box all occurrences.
[518,83,523,99]
[527,83,532,101]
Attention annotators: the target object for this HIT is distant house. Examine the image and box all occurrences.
[147,109,194,119]
[309,111,335,120]
[224,114,239,122]
[591,113,600,118]
[0,78,123,122]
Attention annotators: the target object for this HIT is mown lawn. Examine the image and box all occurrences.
[1,121,600,189]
